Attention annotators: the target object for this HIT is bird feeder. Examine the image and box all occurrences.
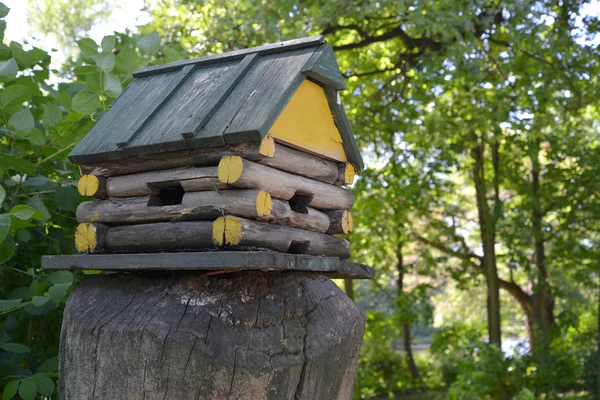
[43,36,373,399]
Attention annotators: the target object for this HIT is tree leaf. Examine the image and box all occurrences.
[36,356,58,373]
[18,378,35,400]
[72,90,101,115]
[0,84,34,106]
[0,213,10,243]
[103,73,121,97]
[8,109,34,133]
[2,380,18,400]
[114,47,143,74]
[76,38,98,55]
[27,196,50,221]
[92,52,114,72]
[31,373,54,396]
[0,155,35,175]
[1,342,30,353]
[48,283,71,305]
[0,185,4,204]
[137,31,160,56]
[0,234,14,263]
[32,296,50,307]
[9,204,45,221]
[0,298,21,312]
[48,270,73,285]
[101,35,115,53]
[42,104,62,127]
[0,3,10,19]
[27,128,46,147]
[0,58,17,82]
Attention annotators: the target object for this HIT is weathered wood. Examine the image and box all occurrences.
[75,222,214,253]
[325,210,353,235]
[105,166,219,197]
[76,190,330,232]
[335,163,355,186]
[59,271,365,399]
[218,156,354,210]
[41,251,375,279]
[213,216,350,259]
[179,177,228,192]
[77,175,107,198]
[302,43,346,90]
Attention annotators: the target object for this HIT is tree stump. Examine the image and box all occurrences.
[58,271,366,399]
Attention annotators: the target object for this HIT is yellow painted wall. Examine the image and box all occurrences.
[268,79,347,162]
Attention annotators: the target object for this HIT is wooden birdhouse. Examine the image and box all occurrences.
[44,35,371,278]
[43,37,373,399]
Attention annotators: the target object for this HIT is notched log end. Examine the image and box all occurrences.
[258,135,275,157]
[77,174,105,197]
[342,210,353,234]
[255,191,272,217]
[218,155,244,184]
[75,223,105,253]
[212,216,243,246]
[344,163,356,185]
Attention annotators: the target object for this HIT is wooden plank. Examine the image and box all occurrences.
[105,166,219,197]
[302,43,346,90]
[218,156,354,209]
[323,87,365,171]
[124,63,237,155]
[69,70,194,164]
[213,216,350,259]
[42,251,373,278]
[132,35,325,78]
[223,48,316,144]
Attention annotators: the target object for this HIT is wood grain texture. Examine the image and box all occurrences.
[77,175,106,198]
[105,167,219,197]
[213,216,350,259]
[42,251,375,279]
[325,210,353,235]
[133,35,325,77]
[218,156,354,210]
[301,43,346,90]
[105,222,214,252]
[58,271,365,399]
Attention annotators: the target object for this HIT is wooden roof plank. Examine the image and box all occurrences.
[133,35,325,78]
[223,48,316,144]
[69,69,193,164]
[124,63,238,155]
[324,87,365,171]
[189,54,276,148]
[302,44,346,90]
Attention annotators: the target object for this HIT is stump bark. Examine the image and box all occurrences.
[59,271,366,399]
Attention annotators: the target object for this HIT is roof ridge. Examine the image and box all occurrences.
[133,35,325,78]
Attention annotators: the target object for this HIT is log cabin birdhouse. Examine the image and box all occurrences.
[44,35,372,278]
[43,36,373,399]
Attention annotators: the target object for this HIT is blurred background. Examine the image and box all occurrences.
[0,0,598,399]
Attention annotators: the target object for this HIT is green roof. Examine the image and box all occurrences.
[69,36,364,170]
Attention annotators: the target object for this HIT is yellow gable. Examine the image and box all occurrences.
[268,80,348,162]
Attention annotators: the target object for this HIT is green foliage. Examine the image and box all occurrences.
[0,7,162,396]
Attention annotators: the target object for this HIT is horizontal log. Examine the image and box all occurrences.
[105,166,219,197]
[76,190,330,232]
[76,222,215,253]
[212,216,350,259]
[218,156,354,210]
[77,135,354,186]
[325,210,353,234]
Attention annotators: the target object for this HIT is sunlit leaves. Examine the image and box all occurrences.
[137,31,160,56]
[72,90,101,114]
[42,103,62,127]
[0,57,17,81]
[76,37,98,55]
[92,52,115,72]
[8,108,34,133]
[103,73,122,97]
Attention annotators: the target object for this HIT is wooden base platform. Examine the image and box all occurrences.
[41,251,374,279]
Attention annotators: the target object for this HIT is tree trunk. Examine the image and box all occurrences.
[59,271,366,399]
[529,140,556,355]
[470,133,502,345]
[396,243,421,382]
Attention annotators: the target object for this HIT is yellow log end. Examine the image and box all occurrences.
[259,135,275,158]
[255,191,272,217]
[212,216,243,246]
[344,163,356,185]
[342,210,353,233]
[75,223,98,252]
[78,175,100,196]
[218,155,244,184]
